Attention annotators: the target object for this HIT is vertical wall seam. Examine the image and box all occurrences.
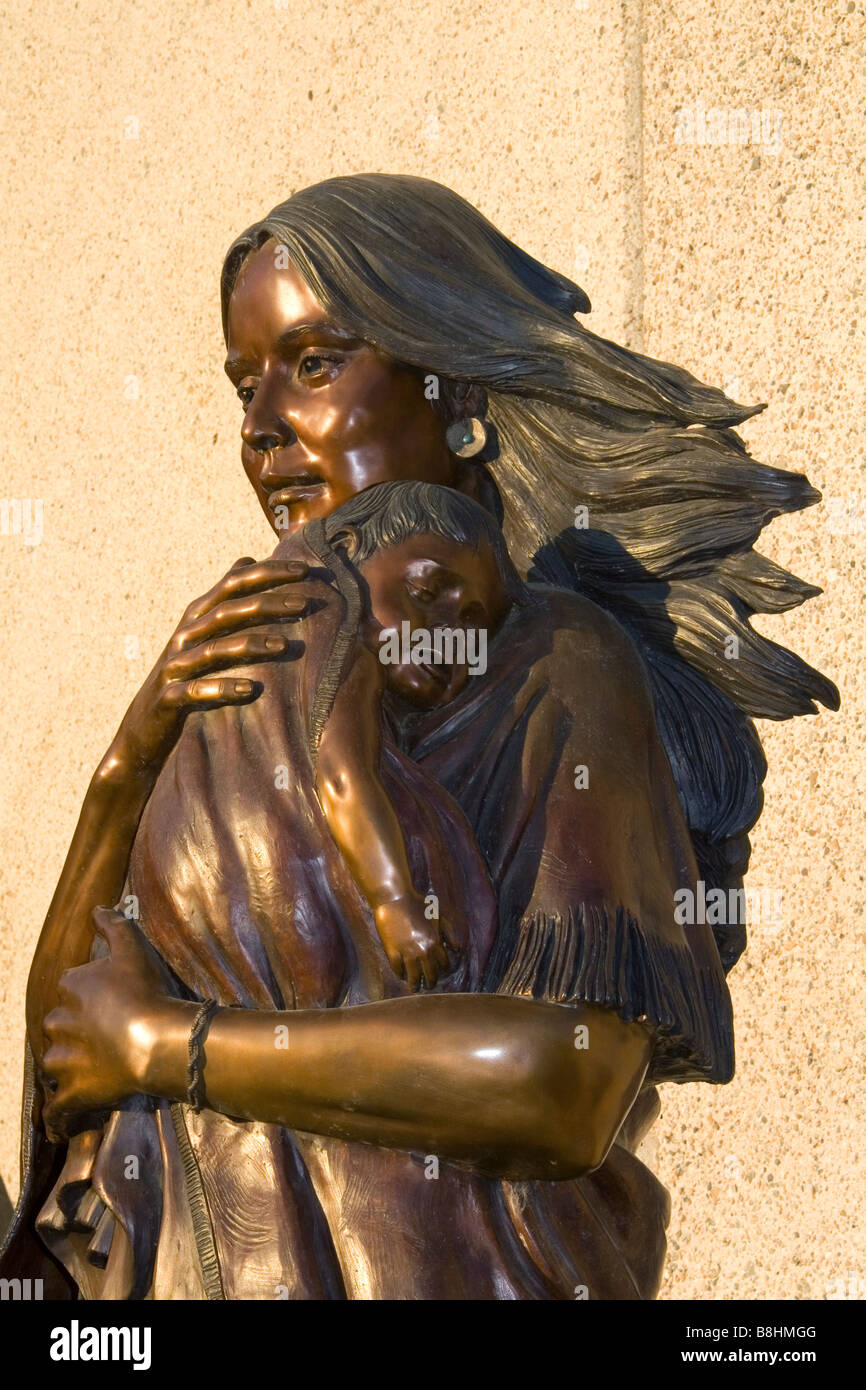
[622,0,645,351]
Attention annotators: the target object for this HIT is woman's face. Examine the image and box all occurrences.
[225,238,460,534]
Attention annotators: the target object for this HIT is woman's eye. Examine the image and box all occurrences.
[237,385,256,408]
[299,353,335,378]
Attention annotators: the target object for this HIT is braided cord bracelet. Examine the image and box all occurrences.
[186,999,220,1113]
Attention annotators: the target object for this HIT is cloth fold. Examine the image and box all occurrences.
[3,548,734,1301]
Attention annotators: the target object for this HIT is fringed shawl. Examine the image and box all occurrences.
[393,584,735,1085]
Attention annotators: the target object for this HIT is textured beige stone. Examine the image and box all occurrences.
[0,0,861,1299]
[640,0,865,1300]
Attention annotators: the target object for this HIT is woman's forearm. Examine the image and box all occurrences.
[26,745,156,1058]
[143,993,651,1181]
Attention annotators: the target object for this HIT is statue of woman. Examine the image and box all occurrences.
[2,174,837,1300]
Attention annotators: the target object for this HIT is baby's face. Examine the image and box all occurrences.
[358,533,510,708]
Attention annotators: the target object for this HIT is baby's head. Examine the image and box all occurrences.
[323,481,524,708]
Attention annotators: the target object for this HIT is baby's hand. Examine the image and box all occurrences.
[374,894,461,990]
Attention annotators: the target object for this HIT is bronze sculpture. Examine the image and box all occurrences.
[1,174,838,1299]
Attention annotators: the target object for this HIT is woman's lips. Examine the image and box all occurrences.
[267,478,326,508]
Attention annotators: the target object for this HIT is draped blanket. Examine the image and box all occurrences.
[3,535,733,1300]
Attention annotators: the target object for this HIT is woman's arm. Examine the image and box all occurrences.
[42,916,651,1181]
[153,993,651,1181]
[26,557,315,1068]
[26,754,158,1068]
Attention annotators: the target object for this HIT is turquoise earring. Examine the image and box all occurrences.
[446,416,487,459]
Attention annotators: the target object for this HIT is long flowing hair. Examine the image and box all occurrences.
[221,173,839,970]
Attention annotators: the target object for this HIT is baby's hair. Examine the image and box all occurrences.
[322,480,526,601]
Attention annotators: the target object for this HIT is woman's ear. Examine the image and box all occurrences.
[453,380,488,423]
[431,377,488,428]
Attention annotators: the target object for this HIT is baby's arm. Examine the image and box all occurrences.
[316,643,458,989]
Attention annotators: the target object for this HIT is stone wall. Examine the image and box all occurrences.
[1,0,862,1299]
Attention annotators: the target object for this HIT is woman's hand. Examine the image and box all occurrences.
[109,555,321,779]
[41,908,186,1142]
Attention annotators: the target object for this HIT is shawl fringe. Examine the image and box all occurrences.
[495,904,734,1084]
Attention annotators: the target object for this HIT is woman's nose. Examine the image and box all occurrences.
[241,383,297,456]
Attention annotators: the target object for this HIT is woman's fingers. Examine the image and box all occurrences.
[92,905,133,939]
[43,1086,89,1143]
[163,614,309,709]
[44,1006,74,1041]
[182,559,309,625]
[91,908,177,992]
[43,1100,68,1144]
[90,909,145,965]
[42,1039,83,1131]
[43,1041,74,1075]
[176,587,310,650]
[165,626,299,681]
[54,968,95,1007]
[161,676,265,711]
